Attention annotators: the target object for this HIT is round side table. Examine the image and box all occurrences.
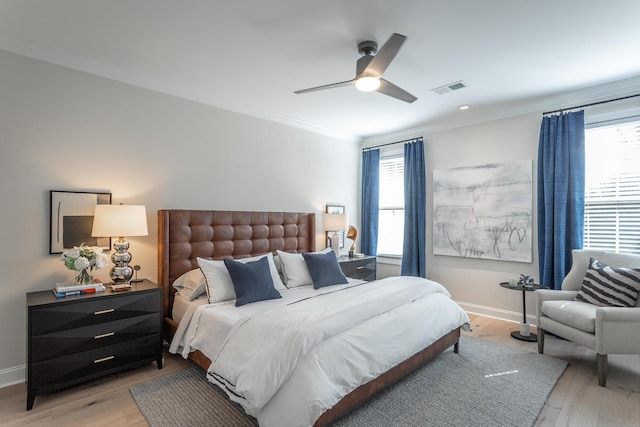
[499,282,548,342]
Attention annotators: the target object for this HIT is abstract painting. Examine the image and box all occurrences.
[433,160,532,262]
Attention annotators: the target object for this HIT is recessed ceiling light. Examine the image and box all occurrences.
[459,105,470,110]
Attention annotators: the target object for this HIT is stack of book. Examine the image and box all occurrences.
[53,282,106,298]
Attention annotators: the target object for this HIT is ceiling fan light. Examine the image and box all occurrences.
[356,76,381,92]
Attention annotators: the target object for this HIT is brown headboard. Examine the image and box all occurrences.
[157,209,316,318]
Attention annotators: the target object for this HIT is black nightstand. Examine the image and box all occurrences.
[338,255,377,281]
[26,279,163,410]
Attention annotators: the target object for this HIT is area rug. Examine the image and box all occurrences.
[130,336,567,427]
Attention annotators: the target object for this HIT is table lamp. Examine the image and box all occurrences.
[323,213,347,257]
[92,204,148,283]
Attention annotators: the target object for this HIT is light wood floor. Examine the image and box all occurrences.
[1,314,638,427]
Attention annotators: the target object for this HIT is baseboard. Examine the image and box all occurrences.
[0,364,25,389]
[456,301,536,325]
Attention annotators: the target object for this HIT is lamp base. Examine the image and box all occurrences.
[110,237,133,283]
[110,266,133,283]
[330,232,340,257]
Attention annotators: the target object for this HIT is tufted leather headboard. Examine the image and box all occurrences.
[158,209,316,317]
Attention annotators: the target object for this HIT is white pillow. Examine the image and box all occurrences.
[197,253,286,303]
[277,248,331,288]
[171,269,207,301]
[273,253,285,283]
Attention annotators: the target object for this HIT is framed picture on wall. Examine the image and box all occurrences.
[49,190,112,254]
[325,204,345,248]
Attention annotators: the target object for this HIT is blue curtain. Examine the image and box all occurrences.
[537,110,585,289]
[361,149,380,255]
[401,140,426,277]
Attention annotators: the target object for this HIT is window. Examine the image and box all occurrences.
[584,118,640,255]
[377,154,404,256]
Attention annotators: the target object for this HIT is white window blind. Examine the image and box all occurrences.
[584,119,640,254]
[378,155,404,256]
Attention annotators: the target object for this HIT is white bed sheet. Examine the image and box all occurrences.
[169,278,365,358]
[171,292,208,324]
[169,277,470,427]
[257,288,467,427]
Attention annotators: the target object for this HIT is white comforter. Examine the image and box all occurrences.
[170,276,470,427]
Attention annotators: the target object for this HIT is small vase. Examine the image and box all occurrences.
[76,269,93,285]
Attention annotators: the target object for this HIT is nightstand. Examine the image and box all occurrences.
[338,255,377,281]
[26,279,163,410]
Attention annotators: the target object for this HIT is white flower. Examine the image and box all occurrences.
[95,253,109,269]
[74,256,91,271]
[61,244,108,272]
[66,248,80,259]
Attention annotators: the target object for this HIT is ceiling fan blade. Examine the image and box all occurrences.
[378,78,417,103]
[294,79,356,94]
[364,33,406,77]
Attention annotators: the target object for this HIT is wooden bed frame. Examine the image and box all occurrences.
[158,209,460,426]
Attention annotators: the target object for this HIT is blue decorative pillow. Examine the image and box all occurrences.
[302,250,348,289]
[224,257,281,306]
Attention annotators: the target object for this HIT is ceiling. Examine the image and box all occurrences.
[1,0,639,142]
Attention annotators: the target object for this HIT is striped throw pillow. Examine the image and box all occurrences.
[575,258,640,307]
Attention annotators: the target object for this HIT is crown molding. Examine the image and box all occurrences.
[0,36,361,144]
[364,74,640,146]
[2,33,635,147]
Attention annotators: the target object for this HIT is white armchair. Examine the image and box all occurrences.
[535,249,640,387]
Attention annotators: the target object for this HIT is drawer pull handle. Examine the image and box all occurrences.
[356,266,365,270]
[94,356,115,364]
[94,332,115,340]
[94,308,115,315]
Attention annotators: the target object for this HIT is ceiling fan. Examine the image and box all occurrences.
[294,33,417,103]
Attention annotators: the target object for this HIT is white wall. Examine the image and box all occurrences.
[370,91,640,324]
[372,113,543,323]
[425,115,541,321]
[0,50,359,386]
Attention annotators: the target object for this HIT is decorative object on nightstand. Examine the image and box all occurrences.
[91,204,148,283]
[339,255,376,281]
[323,212,348,257]
[518,274,535,288]
[26,279,162,410]
[131,264,143,283]
[347,225,358,258]
[59,243,110,285]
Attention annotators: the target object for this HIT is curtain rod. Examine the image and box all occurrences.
[362,136,423,151]
[543,93,640,116]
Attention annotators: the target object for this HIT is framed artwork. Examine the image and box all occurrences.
[325,204,345,248]
[432,160,533,263]
[49,190,112,254]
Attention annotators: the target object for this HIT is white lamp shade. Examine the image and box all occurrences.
[323,213,348,232]
[92,204,148,237]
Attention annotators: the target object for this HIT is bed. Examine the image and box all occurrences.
[158,209,470,427]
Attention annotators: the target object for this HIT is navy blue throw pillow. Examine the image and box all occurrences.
[224,257,281,306]
[302,250,349,289]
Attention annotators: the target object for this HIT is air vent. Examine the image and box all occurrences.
[431,81,466,95]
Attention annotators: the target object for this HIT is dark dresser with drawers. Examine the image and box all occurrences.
[338,255,377,282]
[26,279,162,410]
